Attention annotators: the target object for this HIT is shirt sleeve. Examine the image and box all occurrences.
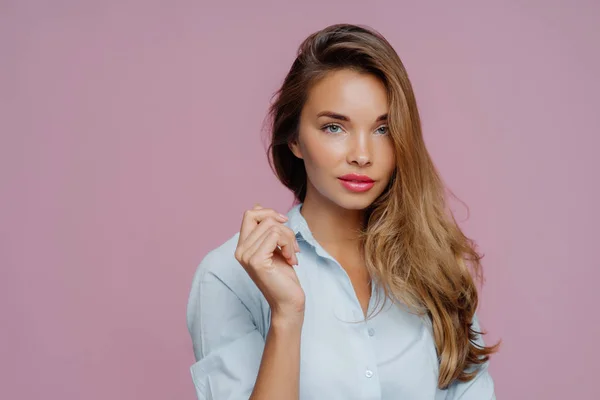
[187,250,266,400]
[444,313,496,400]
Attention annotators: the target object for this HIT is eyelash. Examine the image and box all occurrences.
[321,123,389,135]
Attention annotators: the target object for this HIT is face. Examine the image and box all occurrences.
[290,68,396,211]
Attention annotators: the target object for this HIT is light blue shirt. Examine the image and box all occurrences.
[187,203,495,399]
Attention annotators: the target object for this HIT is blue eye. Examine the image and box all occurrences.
[376,125,389,135]
[323,124,343,134]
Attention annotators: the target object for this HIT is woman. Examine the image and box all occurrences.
[187,23,499,399]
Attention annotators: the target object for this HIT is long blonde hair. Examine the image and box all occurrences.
[266,23,499,388]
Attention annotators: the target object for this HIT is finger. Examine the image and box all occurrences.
[293,237,300,253]
[257,228,298,267]
[240,209,288,241]
[239,216,279,254]
[252,224,298,266]
[239,208,289,241]
[241,219,298,262]
[282,226,300,258]
[245,226,297,267]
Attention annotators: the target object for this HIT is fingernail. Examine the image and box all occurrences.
[278,214,288,220]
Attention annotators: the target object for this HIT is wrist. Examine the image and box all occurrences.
[270,311,304,331]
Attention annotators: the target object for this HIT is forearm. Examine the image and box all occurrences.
[250,315,303,400]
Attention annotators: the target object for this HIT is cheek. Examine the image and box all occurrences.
[302,136,345,170]
[375,140,396,171]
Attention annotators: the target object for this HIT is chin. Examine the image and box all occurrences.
[332,194,379,211]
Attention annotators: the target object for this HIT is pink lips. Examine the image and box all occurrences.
[338,173,375,193]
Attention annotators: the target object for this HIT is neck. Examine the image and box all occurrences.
[299,192,365,250]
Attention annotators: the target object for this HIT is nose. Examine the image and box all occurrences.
[347,131,372,167]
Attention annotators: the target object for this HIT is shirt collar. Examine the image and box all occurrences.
[285,202,309,238]
[284,202,333,261]
[285,202,383,302]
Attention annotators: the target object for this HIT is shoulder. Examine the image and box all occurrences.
[193,231,242,283]
[186,231,264,319]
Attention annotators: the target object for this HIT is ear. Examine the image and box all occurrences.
[288,139,303,159]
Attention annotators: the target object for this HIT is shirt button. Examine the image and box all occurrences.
[368,328,375,337]
[365,370,373,378]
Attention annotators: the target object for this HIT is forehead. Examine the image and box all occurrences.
[303,69,388,119]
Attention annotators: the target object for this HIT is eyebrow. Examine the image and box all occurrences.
[316,111,388,123]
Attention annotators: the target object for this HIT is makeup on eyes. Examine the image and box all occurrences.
[316,111,388,132]
[319,122,389,135]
